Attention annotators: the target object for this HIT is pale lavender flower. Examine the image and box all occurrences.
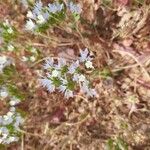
[43,58,54,69]
[59,85,67,93]
[43,11,50,20]
[55,58,66,69]
[67,2,82,14]
[48,2,64,13]
[88,88,97,97]
[79,48,92,62]
[68,60,79,74]
[40,78,55,93]
[33,0,43,16]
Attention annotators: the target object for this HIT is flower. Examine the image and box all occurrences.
[30,56,36,62]
[33,0,43,16]
[48,2,64,13]
[85,60,94,69]
[7,27,13,34]
[7,44,14,52]
[68,60,79,74]
[40,78,55,93]
[67,2,82,14]
[0,56,7,65]
[59,85,67,93]
[0,87,8,98]
[9,97,20,106]
[25,19,36,31]
[43,58,54,69]
[79,48,92,62]
[51,70,60,77]
[27,11,34,19]
[56,58,66,69]
[64,89,73,99]
[37,14,46,24]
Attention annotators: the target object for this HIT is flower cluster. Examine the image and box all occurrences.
[40,48,97,99]
[25,1,82,31]
[0,20,16,52]
[0,86,24,144]
[0,56,12,73]
[21,46,39,62]
[25,1,64,31]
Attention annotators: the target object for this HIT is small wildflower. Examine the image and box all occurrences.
[51,70,60,77]
[68,60,79,74]
[33,0,43,16]
[48,2,64,13]
[25,19,36,31]
[85,60,94,69]
[7,44,14,52]
[64,89,73,99]
[37,14,46,24]
[68,2,82,14]
[43,58,54,69]
[0,87,8,98]
[30,56,36,62]
[27,11,34,19]
[7,27,13,34]
[79,48,92,62]
[40,78,55,93]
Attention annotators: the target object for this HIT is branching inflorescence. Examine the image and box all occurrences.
[40,48,97,99]
[0,58,24,144]
[25,0,82,32]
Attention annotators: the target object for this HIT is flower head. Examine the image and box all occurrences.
[25,19,36,31]
[68,2,82,14]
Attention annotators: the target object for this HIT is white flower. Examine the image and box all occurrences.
[7,112,14,117]
[27,11,34,19]
[51,70,59,77]
[0,88,8,98]
[85,60,94,69]
[30,56,36,62]
[7,27,13,34]
[78,74,86,82]
[3,115,13,125]
[21,56,28,62]
[7,136,19,143]
[3,20,9,27]
[9,98,20,106]
[9,107,16,112]
[25,19,36,31]
[37,14,46,24]
[64,89,73,99]
[7,44,14,52]
[0,56,7,65]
